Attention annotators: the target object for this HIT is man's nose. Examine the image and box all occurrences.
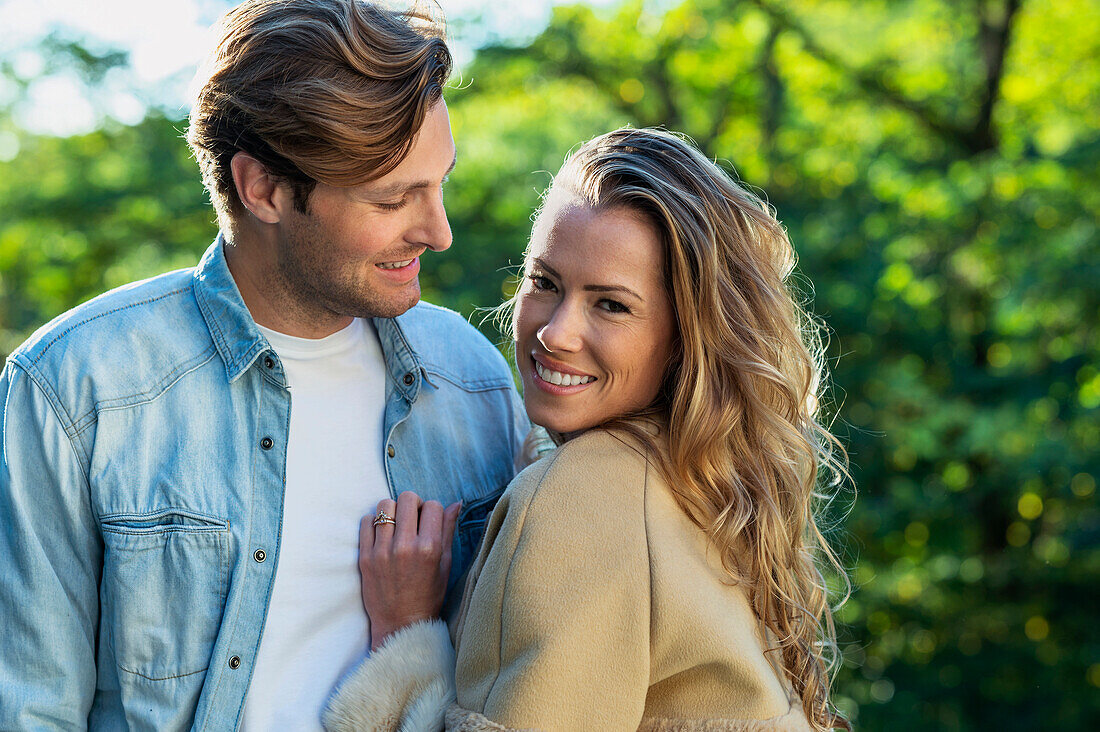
[421,189,452,252]
[536,302,584,353]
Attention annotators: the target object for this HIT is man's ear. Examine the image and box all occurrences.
[230,152,292,224]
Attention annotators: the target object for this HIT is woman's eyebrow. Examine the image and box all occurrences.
[531,258,643,301]
[583,283,643,301]
[530,258,559,278]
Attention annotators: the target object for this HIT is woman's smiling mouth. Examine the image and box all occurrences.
[531,355,597,392]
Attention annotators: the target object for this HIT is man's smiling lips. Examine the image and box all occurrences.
[374,256,420,282]
[530,354,597,393]
[377,258,415,270]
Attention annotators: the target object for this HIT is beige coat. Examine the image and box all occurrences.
[324,429,810,731]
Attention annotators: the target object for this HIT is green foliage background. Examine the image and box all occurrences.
[1,0,1097,728]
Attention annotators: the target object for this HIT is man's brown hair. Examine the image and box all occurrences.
[187,0,451,227]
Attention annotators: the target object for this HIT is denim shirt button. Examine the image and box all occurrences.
[228,655,241,670]
[387,444,395,458]
[402,372,415,386]
[264,356,275,369]
[260,437,274,450]
[253,549,266,563]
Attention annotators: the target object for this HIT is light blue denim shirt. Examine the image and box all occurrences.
[0,237,528,731]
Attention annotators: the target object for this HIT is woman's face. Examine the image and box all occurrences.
[514,195,678,438]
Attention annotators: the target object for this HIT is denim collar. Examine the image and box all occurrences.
[372,315,430,403]
[192,234,426,400]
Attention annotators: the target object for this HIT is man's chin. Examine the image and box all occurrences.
[345,282,421,320]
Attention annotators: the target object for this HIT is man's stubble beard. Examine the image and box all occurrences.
[275,210,420,323]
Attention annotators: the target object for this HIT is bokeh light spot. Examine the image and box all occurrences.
[1018,492,1043,520]
[904,521,929,547]
[618,78,644,104]
[987,342,1012,368]
[1025,616,1049,641]
[942,462,971,491]
[959,557,984,583]
[870,679,895,703]
[1070,473,1095,498]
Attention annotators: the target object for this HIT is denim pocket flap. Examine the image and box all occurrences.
[101,508,229,535]
[100,508,230,681]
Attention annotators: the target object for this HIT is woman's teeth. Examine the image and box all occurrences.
[378,259,414,270]
[535,361,594,386]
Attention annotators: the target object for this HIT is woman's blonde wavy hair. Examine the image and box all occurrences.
[510,128,851,730]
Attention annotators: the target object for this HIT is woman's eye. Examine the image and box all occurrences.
[527,274,555,292]
[599,299,631,314]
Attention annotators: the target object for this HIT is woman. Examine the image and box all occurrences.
[324,128,851,731]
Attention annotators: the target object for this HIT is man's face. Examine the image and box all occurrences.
[275,99,456,320]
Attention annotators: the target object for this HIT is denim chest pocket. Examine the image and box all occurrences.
[100,509,230,680]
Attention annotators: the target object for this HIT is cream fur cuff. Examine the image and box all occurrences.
[444,703,811,731]
[323,619,456,732]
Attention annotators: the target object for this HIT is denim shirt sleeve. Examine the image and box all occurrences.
[0,360,101,728]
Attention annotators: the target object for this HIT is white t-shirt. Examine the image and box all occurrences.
[240,318,390,731]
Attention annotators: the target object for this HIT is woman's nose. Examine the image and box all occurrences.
[536,304,583,353]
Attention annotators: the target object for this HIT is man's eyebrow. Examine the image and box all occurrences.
[364,151,457,198]
[530,258,643,301]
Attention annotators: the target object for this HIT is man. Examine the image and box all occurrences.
[0,1,527,729]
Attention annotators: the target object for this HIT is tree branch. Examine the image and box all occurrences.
[641,37,684,131]
[746,0,1010,156]
[758,22,784,162]
[971,0,1022,153]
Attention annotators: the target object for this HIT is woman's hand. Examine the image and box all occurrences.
[359,491,461,651]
